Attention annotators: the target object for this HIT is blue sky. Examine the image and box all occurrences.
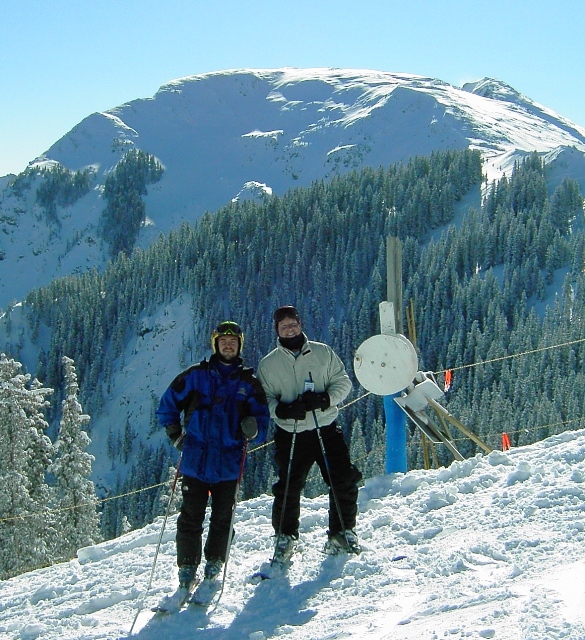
[1,0,584,177]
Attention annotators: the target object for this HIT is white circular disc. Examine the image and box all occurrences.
[353,334,418,395]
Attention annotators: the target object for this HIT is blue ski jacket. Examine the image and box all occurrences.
[156,355,269,483]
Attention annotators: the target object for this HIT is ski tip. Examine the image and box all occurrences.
[391,554,407,562]
[247,558,290,583]
[248,571,271,583]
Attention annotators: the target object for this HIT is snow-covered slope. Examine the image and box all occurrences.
[1,68,585,308]
[3,428,585,640]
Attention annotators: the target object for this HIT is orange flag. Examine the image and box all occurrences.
[444,369,452,392]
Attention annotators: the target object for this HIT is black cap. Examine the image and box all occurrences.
[273,305,301,331]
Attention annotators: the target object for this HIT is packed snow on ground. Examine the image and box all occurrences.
[3,428,585,640]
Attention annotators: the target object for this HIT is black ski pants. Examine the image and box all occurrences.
[176,475,236,568]
[272,422,362,538]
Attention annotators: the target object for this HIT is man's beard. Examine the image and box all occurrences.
[218,351,238,363]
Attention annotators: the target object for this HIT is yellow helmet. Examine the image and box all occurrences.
[211,321,244,355]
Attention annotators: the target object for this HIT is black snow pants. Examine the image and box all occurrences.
[176,475,236,567]
[272,422,362,538]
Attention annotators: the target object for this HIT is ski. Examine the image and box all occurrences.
[322,541,362,556]
[151,580,199,614]
[189,577,221,606]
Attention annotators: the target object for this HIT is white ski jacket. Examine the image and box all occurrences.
[257,335,352,433]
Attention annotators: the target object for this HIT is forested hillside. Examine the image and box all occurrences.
[2,148,584,543]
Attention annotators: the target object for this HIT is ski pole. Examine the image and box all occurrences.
[128,442,184,635]
[272,423,298,565]
[210,438,249,610]
[308,373,348,544]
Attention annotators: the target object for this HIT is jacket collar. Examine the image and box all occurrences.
[208,354,244,377]
[276,332,311,356]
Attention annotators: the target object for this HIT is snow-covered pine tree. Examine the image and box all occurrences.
[121,515,132,533]
[49,356,100,562]
[0,353,55,578]
[350,418,368,475]
[159,465,182,516]
[364,418,386,478]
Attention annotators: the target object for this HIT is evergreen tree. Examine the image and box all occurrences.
[100,149,164,257]
[35,164,94,224]
[0,353,55,578]
[350,418,368,473]
[159,465,182,516]
[49,356,101,561]
[364,418,386,478]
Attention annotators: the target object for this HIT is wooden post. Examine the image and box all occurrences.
[386,237,403,333]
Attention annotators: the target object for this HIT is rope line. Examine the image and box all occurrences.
[4,412,583,524]
[434,337,585,375]
[339,391,372,409]
[0,483,165,524]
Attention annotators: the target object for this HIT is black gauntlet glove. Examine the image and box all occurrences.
[301,390,330,411]
[165,424,184,451]
[275,399,306,421]
[241,416,258,440]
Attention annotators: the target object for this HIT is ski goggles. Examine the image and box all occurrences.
[214,321,243,337]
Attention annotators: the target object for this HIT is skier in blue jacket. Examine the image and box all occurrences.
[157,321,269,591]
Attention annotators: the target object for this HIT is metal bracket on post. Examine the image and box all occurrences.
[393,372,493,462]
[379,301,396,336]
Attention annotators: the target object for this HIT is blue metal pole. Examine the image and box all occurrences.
[383,393,407,473]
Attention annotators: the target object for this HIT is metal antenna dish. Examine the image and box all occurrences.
[353,334,418,395]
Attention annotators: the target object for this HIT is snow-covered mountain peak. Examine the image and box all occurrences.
[2,68,585,309]
[462,77,523,102]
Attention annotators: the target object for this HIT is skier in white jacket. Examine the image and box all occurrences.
[257,305,362,562]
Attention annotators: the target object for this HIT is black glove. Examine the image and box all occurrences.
[241,416,258,440]
[301,390,330,411]
[275,399,306,421]
[165,424,184,451]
